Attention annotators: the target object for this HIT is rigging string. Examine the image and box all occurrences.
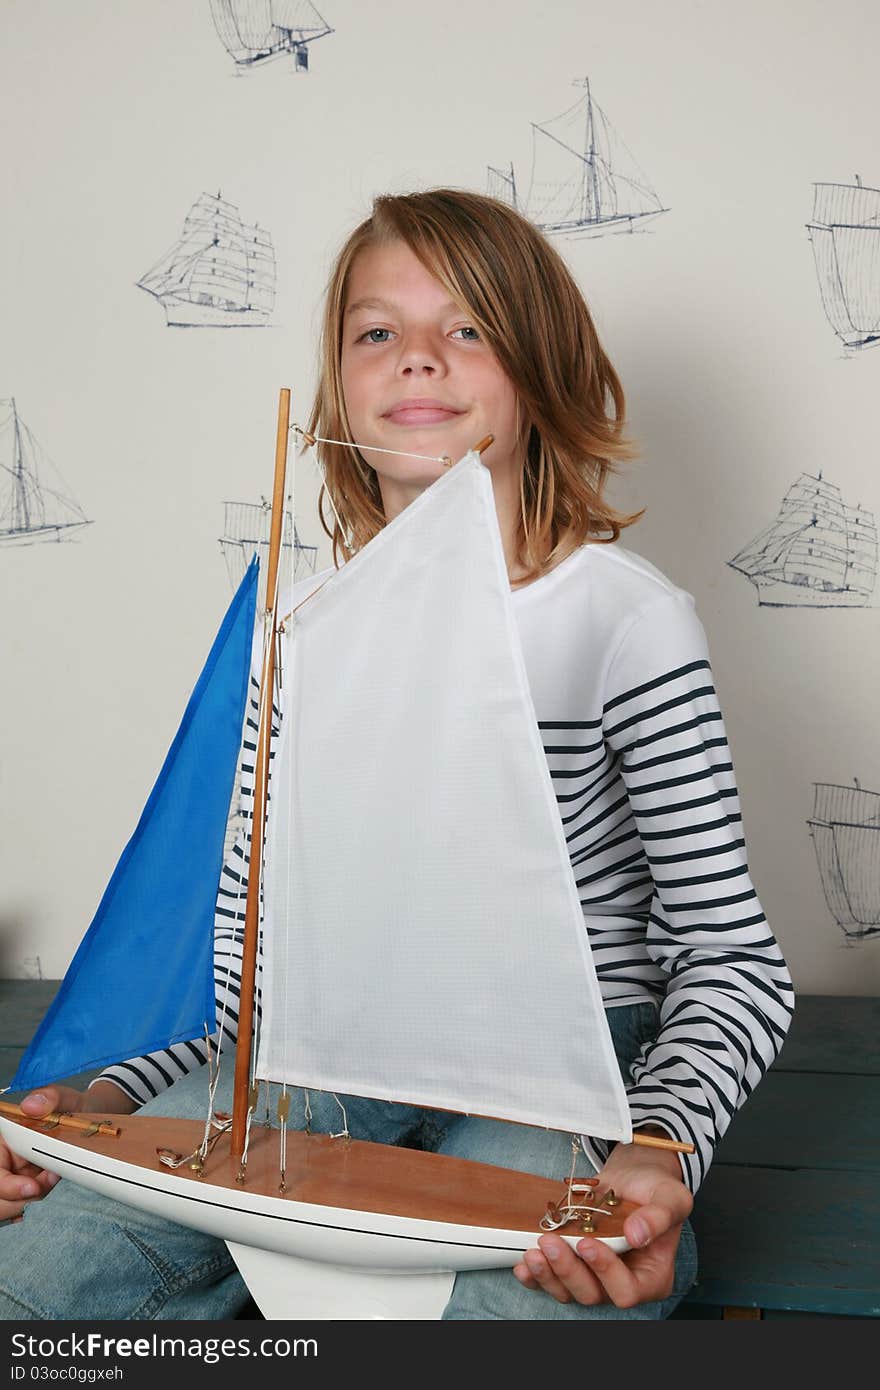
[234,424,484,1178]
[183,493,276,1161]
[292,423,453,557]
[237,514,287,1182]
[277,438,300,1191]
[194,493,277,1161]
[538,1134,619,1233]
[276,428,463,629]
[156,1026,232,1173]
[291,423,454,468]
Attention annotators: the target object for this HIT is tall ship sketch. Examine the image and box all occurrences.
[0,399,92,547]
[219,498,318,860]
[210,0,333,72]
[137,193,275,328]
[806,177,880,351]
[219,497,318,601]
[488,78,668,238]
[808,780,880,942]
[486,162,518,209]
[728,472,877,608]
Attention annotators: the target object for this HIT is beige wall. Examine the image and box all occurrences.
[2,1,878,994]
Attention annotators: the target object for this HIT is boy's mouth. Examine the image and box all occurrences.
[382,398,465,426]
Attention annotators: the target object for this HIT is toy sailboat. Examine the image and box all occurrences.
[0,399,92,547]
[0,390,691,1319]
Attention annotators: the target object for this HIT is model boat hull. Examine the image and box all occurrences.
[1,1112,632,1307]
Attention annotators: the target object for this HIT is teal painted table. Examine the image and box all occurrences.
[674,995,880,1319]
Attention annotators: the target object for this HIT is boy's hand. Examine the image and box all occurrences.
[1,1082,135,1222]
[513,1134,693,1308]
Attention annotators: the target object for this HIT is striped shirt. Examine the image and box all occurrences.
[96,540,794,1192]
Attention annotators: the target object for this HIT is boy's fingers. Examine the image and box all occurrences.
[623,1198,684,1249]
[536,1237,606,1304]
[20,1088,64,1115]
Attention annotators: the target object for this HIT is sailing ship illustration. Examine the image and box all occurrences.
[488,78,668,238]
[218,497,320,860]
[486,162,518,210]
[210,0,333,72]
[806,177,880,351]
[220,497,318,602]
[807,780,880,942]
[137,192,276,328]
[0,399,92,547]
[0,391,691,1320]
[727,472,877,608]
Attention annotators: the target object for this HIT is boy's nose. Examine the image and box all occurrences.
[395,332,447,375]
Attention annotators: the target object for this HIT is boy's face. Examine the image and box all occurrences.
[340,239,522,519]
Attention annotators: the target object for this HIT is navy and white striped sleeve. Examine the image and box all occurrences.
[90,668,275,1107]
[595,589,795,1191]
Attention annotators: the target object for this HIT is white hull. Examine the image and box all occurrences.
[1,1116,629,1319]
[226,1243,455,1319]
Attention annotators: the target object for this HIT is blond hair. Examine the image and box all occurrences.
[306,188,643,582]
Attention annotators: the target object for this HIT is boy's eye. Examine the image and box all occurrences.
[355,325,480,344]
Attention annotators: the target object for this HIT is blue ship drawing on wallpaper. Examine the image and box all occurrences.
[808,780,880,943]
[728,472,877,608]
[0,399,92,547]
[219,498,318,599]
[487,163,518,209]
[488,78,668,238]
[210,0,333,73]
[137,193,275,328]
[806,178,880,351]
[218,495,318,860]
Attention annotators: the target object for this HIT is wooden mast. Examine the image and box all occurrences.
[231,387,291,1156]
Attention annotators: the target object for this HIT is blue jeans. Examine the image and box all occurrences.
[0,1003,697,1320]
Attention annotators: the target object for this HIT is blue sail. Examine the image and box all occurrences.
[10,558,260,1092]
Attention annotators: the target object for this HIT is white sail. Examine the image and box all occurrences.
[256,452,632,1143]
